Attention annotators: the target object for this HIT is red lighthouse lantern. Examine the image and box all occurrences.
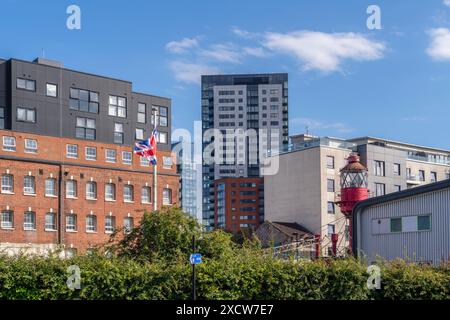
[336,153,368,254]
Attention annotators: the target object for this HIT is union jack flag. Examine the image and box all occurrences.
[134,127,157,165]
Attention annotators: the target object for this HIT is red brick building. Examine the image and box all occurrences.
[0,129,179,254]
[214,177,263,234]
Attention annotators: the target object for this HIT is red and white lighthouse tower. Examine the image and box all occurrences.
[336,153,369,254]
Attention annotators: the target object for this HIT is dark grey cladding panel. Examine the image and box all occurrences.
[5,58,171,151]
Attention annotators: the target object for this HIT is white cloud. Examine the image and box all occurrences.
[263,31,386,72]
[444,0,450,8]
[166,37,199,54]
[199,43,241,63]
[426,28,450,61]
[290,117,354,134]
[242,47,269,58]
[230,26,259,39]
[169,61,220,84]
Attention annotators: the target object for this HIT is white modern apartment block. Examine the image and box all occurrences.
[265,134,450,255]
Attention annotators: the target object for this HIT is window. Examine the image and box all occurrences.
[156,106,168,127]
[105,183,116,201]
[158,132,167,144]
[86,181,97,200]
[122,151,132,165]
[141,186,151,203]
[24,139,37,153]
[0,106,5,129]
[45,178,57,196]
[1,211,13,229]
[163,156,173,168]
[419,170,425,181]
[446,173,450,180]
[136,128,144,140]
[124,185,134,202]
[105,216,115,233]
[327,202,335,214]
[45,213,57,231]
[46,83,57,97]
[3,136,16,151]
[86,215,97,232]
[85,147,97,161]
[114,123,124,144]
[390,218,402,233]
[66,214,77,231]
[163,188,172,205]
[137,103,146,123]
[105,149,116,162]
[140,156,150,166]
[374,160,385,176]
[1,174,13,193]
[406,167,412,178]
[66,144,78,158]
[123,217,134,234]
[70,88,99,113]
[23,212,36,230]
[16,78,35,91]
[76,117,96,140]
[431,171,437,183]
[108,95,126,117]
[327,179,335,192]
[23,176,35,194]
[418,215,431,231]
[394,185,401,192]
[393,163,401,176]
[66,180,77,198]
[327,224,335,237]
[326,156,334,169]
[17,107,36,123]
[375,183,385,197]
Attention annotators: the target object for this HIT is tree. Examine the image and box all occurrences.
[108,207,201,263]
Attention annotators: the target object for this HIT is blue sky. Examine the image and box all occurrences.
[1,0,450,149]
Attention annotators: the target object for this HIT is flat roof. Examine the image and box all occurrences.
[348,136,450,154]
[353,179,450,215]
[4,57,170,101]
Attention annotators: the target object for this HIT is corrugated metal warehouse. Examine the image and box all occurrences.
[353,179,450,265]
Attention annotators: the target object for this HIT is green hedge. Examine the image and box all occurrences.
[0,253,448,300]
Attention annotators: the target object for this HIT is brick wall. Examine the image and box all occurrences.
[0,129,179,252]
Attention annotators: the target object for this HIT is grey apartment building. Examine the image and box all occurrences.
[265,134,450,255]
[201,74,288,229]
[0,57,171,147]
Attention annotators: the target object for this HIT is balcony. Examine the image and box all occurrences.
[407,153,450,166]
[406,175,424,185]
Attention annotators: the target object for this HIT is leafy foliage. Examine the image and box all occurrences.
[0,208,448,300]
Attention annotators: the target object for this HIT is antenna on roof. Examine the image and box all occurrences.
[41,48,45,58]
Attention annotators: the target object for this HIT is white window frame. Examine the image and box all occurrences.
[45,212,57,231]
[23,211,36,231]
[105,216,115,233]
[123,217,134,234]
[45,178,57,197]
[66,214,77,232]
[1,211,14,229]
[1,174,14,194]
[105,149,116,163]
[3,136,16,151]
[24,138,38,153]
[122,151,132,165]
[140,156,150,167]
[105,183,116,201]
[86,181,97,200]
[141,186,151,204]
[135,128,144,140]
[23,176,36,195]
[162,188,172,205]
[158,132,167,144]
[123,185,134,202]
[86,215,97,233]
[66,180,77,198]
[66,144,78,158]
[85,146,97,161]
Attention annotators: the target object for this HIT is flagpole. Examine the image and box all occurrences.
[153,109,158,211]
